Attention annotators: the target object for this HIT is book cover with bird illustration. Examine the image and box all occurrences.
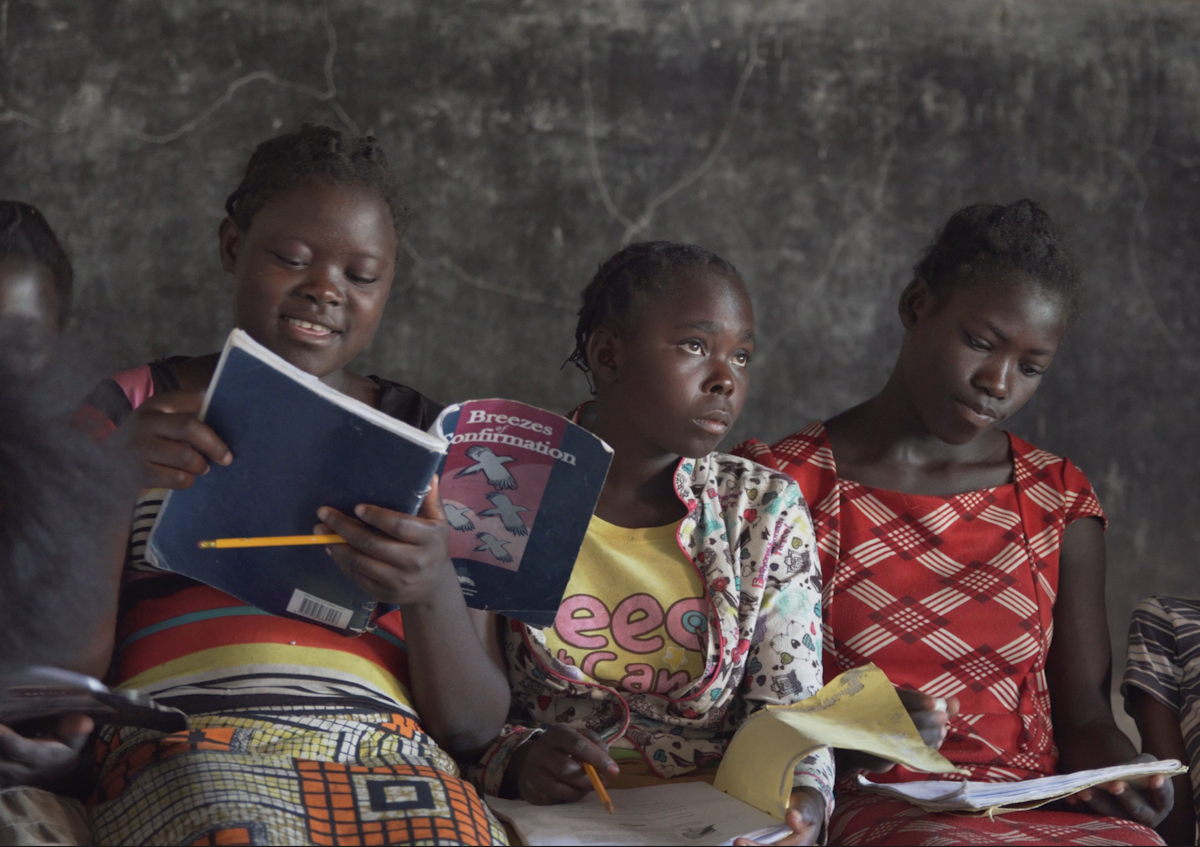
[435,400,613,627]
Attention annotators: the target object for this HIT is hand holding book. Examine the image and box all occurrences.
[316,474,460,608]
[109,389,232,491]
[1062,752,1175,828]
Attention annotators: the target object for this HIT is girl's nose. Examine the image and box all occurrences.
[297,268,343,306]
[973,358,1011,399]
[705,362,736,396]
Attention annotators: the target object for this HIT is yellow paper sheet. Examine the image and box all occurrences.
[713,663,964,819]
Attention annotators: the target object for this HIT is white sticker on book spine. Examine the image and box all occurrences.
[286,590,354,630]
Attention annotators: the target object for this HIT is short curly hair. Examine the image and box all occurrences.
[914,199,1082,315]
[567,241,746,379]
[224,123,411,244]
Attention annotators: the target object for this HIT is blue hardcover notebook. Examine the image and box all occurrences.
[146,329,448,634]
[435,400,612,628]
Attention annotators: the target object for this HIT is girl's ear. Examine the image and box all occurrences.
[898,277,934,330]
[218,216,242,273]
[585,326,621,386]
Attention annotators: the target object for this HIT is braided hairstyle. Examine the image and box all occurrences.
[567,241,746,383]
[914,199,1081,315]
[0,201,73,326]
[224,123,411,244]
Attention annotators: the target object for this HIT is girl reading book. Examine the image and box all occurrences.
[474,241,930,846]
[89,125,509,846]
[736,200,1173,846]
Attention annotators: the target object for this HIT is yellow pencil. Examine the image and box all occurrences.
[582,762,615,815]
[197,534,346,549]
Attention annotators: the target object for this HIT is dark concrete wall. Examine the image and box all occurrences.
[1,1,1196,698]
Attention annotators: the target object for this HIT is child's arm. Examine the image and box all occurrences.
[1129,691,1194,845]
[317,475,511,760]
[1047,517,1174,827]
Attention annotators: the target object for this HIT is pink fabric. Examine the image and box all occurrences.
[112,364,154,410]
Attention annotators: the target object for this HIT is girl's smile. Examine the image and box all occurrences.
[280,314,339,340]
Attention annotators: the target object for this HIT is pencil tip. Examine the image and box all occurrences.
[197,540,214,549]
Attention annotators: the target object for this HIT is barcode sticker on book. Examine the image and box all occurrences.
[286,589,354,630]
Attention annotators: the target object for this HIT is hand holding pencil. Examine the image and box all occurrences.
[512,725,619,809]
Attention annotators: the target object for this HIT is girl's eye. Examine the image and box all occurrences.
[731,351,752,367]
[681,340,705,355]
[346,272,378,284]
[272,252,306,268]
[965,333,991,352]
[1019,363,1045,378]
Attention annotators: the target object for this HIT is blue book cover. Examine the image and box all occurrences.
[146,329,448,634]
[435,400,613,628]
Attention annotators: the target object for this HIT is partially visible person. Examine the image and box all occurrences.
[89,125,508,846]
[737,200,1171,846]
[0,202,73,372]
[0,321,134,846]
[1125,597,1200,845]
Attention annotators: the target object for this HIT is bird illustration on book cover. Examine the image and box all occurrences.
[441,402,573,573]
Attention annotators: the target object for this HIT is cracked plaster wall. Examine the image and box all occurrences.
[0,0,1197,703]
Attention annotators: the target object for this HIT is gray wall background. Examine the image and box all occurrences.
[1,0,1196,724]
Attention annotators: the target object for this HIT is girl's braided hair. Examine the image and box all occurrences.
[567,241,745,380]
[0,201,73,326]
[224,123,411,243]
[915,198,1081,314]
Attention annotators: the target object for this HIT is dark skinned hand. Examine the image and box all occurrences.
[316,475,457,609]
[837,687,959,773]
[509,725,619,805]
[108,390,232,491]
[1062,753,1174,828]
[0,715,93,788]
[733,787,825,846]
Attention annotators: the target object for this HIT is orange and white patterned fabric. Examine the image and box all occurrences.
[738,421,1105,784]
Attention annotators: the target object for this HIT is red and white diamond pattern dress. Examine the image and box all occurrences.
[737,422,1164,846]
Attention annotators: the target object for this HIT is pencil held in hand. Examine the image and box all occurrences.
[198,534,346,549]
[582,761,615,815]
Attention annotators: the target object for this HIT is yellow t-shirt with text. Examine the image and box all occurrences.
[543,515,709,699]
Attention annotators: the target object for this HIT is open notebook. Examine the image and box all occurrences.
[857,759,1187,814]
[487,783,791,847]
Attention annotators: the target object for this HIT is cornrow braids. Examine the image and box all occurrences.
[914,198,1082,315]
[567,241,745,384]
[224,123,412,244]
[0,201,73,325]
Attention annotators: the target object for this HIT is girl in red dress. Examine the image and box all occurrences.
[738,200,1173,846]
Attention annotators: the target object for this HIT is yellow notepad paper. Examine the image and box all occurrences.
[714,663,965,819]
